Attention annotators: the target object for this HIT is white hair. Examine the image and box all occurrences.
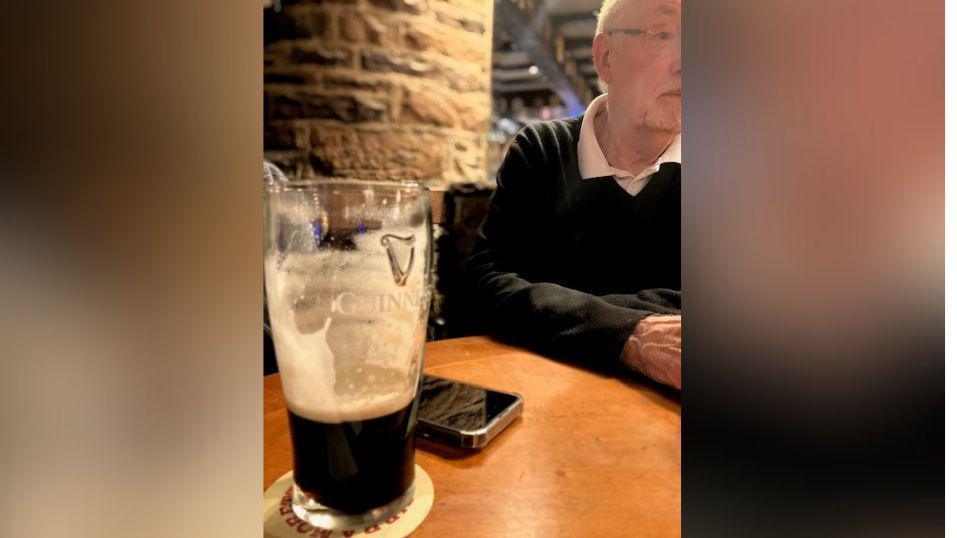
[595,0,632,35]
[594,0,631,91]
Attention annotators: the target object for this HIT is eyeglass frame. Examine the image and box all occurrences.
[603,27,679,42]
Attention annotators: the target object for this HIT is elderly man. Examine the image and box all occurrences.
[466,0,681,389]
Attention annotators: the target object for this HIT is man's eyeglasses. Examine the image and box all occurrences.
[605,28,680,48]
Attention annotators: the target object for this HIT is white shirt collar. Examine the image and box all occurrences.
[577,93,681,182]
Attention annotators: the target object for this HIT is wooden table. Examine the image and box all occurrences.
[264,336,681,536]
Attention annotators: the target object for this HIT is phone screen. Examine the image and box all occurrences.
[417,374,519,431]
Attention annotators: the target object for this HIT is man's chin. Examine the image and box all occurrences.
[645,108,681,133]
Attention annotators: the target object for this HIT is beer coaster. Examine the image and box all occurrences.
[264,465,434,538]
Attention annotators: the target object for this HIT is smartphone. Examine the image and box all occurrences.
[416,374,523,449]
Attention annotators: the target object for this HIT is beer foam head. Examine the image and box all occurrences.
[266,228,429,423]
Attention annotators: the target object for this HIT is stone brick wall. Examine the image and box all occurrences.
[264,0,493,190]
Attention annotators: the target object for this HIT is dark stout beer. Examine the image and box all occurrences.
[265,179,432,529]
[287,399,417,513]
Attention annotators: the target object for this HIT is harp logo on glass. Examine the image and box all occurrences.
[381,234,415,286]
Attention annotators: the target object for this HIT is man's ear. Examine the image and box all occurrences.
[592,33,613,87]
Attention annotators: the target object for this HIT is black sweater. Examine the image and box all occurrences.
[465,116,681,367]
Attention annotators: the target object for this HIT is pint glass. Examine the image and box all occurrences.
[264,179,433,530]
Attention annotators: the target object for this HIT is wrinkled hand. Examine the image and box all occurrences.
[621,314,681,389]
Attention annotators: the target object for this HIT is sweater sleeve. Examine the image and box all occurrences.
[465,132,672,367]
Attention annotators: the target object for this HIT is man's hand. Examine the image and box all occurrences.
[621,314,681,389]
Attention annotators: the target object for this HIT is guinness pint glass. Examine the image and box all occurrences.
[264,179,433,530]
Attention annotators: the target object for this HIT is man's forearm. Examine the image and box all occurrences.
[469,265,650,366]
[621,314,682,389]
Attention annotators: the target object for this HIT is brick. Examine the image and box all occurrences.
[322,72,392,93]
[332,11,400,47]
[310,127,445,180]
[403,24,486,64]
[271,6,332,40]
[264,123,310,150]
[449,148,485,181]
[446,133,486,181]
[264,67,322,85]
[290,44,353,66]
[362,13,396,47]
[264,40,292,57]
[281,0,356,4]
[369,0,428,15]
[400,86,488,131]
[442,65,489,92]
[402,88,458,128]
[362,50,436,77]
[435,11,485,34]
[338,13,365,42]
[268,92,389,122]
[450,95,489,131]
[430,0,487,13]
